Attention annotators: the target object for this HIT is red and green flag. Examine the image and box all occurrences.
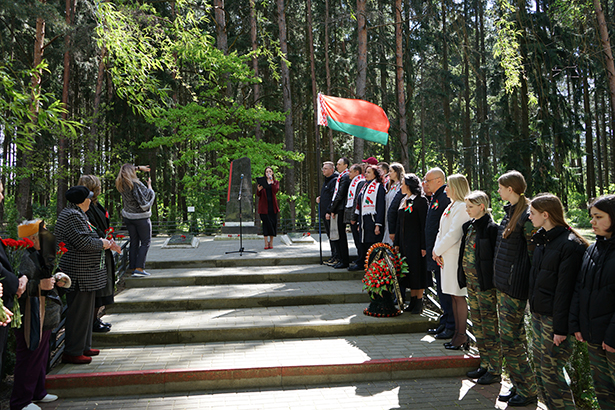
[317,93,390,145]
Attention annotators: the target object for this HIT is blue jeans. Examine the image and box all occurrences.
[124,217,152,270]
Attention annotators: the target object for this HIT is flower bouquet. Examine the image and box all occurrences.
[362,243,408,317]
[0,237,35,328]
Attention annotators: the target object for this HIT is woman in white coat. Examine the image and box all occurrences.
[432,174,471,349]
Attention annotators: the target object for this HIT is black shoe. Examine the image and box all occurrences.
[498,388,517,402]
[444,340,469,350]
[508,394,537,407]
[427,324,445,335]
[93,320,111,333]
[333,262,349,269]
[476,372,501,385]
[466,367,488,379]
[434,328,455,340]
[100,320,112,328]
[411,298,423,314]
[347,264,362,271]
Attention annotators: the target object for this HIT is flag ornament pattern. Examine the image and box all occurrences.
[317,93,390,145]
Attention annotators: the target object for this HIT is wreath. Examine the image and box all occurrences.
[361,243,408,317]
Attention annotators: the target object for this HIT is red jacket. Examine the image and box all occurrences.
[256,180,280,215]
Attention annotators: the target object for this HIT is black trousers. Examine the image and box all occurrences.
[331,214,349,265]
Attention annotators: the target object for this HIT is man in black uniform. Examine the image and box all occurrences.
[316,162,339,265]
[327,157,351,268]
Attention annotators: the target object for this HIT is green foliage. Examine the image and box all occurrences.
[0,61,81,151]
[493,0,523,93]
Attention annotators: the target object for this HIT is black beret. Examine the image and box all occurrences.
[65,186,93,204]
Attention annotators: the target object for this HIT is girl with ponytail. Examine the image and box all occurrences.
[492,170,538,406]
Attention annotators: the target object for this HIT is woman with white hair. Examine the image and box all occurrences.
[432,174,471,350]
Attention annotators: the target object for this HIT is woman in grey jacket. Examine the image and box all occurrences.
[116,164,155,277]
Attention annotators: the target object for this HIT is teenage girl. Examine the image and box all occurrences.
[458,191,502,385]
[528,194,588,410]
[492,170,538,406]
[570,195,615,409]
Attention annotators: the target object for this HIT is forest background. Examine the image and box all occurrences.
[1,0,614,233]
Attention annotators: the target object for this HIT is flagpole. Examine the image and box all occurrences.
[316,98,322,264]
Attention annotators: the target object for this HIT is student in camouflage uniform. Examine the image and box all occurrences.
[457,191,502,384]
[493,171,538,407]
[570,195,615,410]
[528,194,588,410]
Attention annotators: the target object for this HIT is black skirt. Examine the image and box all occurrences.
[260,213,278,237]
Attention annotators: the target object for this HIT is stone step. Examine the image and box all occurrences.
[146,255,331,269]
[109,280,370,313]
[94,304,439,347]
[48,333,479,398]
[124,264,364,288]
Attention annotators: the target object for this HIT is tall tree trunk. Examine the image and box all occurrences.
[57,0,73,215]
[584,68,596,199]
[595,94,604,195]
[395,0,409,170]
[325,0,333,161]
[17,12,45,219]
[594,0,615,175]
[441,0,453,175]
[306,0,319,224]
[354,0,367,162]
[277,0,295,225]
[600,90,609,187]
[249,0,262,140]
[84,46,106,175]
[214,0,227,53]
[462,0,472,180]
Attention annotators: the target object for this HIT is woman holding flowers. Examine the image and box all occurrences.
[11,220,61,409]
[79,175,121,333]
[0,181,27,378]
[56,186,113,365]
[394,173,429,314]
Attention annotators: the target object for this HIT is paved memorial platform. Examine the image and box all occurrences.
[43,236,544,409]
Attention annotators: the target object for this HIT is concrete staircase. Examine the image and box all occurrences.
[46,255,479,398]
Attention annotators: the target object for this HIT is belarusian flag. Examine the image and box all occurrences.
[317,93,390,145]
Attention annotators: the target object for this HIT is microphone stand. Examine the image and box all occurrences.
[226,174,256,256]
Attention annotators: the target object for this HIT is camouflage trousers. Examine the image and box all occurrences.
[466,269,501,375]
[497,290,537,397]
[587,342,615,410]
[531,313,574,409]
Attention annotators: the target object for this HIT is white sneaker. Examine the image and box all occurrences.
[34,393,58,403]
[22,403,41,410]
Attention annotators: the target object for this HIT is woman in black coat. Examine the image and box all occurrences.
[393,173,429,313]
[353,165,386,268]
[527,194,588,410]
[570,194,615,409]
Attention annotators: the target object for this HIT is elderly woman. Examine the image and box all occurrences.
[79,175,120,333]
[116,164,155,277]
[56,186,113,364]
[11,220,61,409]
